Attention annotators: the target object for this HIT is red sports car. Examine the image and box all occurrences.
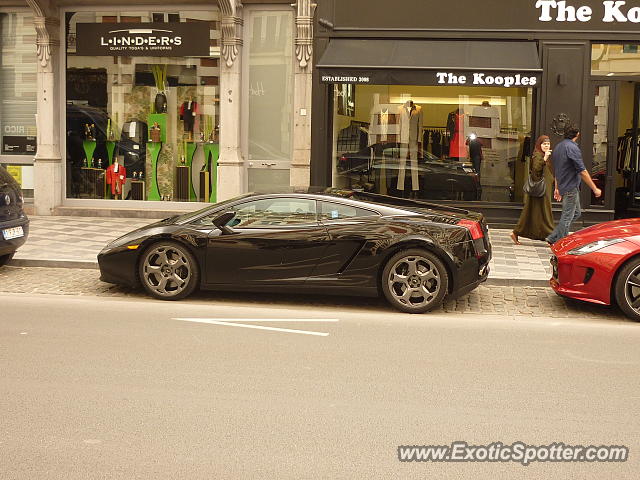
[550,219,640,321]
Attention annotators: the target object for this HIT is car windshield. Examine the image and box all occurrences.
[174,193,255,224]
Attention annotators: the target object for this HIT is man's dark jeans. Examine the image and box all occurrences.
[546,188,581,244]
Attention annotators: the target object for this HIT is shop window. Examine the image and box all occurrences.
[332,85,534,203]
[592,43,640,76]
[0,12,38,159]
[65,10,221,202]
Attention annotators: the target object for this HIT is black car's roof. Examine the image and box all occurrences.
[175,190,475,225]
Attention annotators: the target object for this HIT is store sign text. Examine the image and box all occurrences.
[100,31,183,52]
[76,22,210,57]
[536,0,640,23]
[321,75,371,83]
[436,72,538,87]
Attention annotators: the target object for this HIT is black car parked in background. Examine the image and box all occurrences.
[0,165,29,267]
[98,191,491,313]
[337,143,481,201]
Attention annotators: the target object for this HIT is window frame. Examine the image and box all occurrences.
[318,200,381,223]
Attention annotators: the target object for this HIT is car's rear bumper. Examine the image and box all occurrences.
[0,217,29,256]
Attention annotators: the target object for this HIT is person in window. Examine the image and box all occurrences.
[511,135,555,245]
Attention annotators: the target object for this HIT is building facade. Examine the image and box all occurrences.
[311,0,640,225]
[0,0,315,215]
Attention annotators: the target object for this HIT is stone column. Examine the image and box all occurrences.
[28,1,62,216]
[290,1,316,189]
[217,0,245,201]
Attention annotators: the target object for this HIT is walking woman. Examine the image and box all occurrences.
[511,135,555,244]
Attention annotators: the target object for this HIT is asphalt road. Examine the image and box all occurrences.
[1,294,639,479]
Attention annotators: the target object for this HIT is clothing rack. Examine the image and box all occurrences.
[422,126,450,158]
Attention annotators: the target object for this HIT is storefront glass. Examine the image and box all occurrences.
[332,85,534,203]
[0,12,37,200]
[592,44,640,76]
[65,10,220,202]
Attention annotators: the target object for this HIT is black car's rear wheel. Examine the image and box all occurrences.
[0,253,14,267]
[139,241,199,300]
[381,249,448,314]
[614,258,640,322]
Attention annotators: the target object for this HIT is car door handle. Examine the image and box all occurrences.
[261,162,276,166]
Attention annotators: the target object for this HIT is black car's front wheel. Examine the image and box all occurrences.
[138,241,199,300]
[381,248,448,314]
[614,258,640,322]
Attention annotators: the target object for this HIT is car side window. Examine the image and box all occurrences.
[319,201,379,222]
[191,199,318,227]
[227,199,317,227]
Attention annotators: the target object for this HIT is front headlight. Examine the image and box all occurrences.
[568,238,625,255]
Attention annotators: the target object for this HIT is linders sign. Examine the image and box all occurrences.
[76,23,211,57]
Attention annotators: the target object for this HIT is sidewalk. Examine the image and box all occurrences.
[9,216,552,286]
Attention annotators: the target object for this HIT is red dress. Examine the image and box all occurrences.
[106,163,127,195]
[448,114,467,159]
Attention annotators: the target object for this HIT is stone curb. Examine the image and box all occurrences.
[9,258,551,287]
[9,259,98,270]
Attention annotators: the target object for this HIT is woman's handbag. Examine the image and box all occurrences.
[523,174,546,197]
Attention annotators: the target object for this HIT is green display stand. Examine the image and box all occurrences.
[147,114,167,143]
[202,143,219,203]
[82,140,97,168]
[147,142,162,201]
[185,142,198,201]
[106,141,117,166]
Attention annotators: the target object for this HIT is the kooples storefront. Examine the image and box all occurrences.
[312,0,640,225]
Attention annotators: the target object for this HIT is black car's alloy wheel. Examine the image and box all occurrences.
[139,241,199,300]
[381,248,448,314]
[614,258,640,322]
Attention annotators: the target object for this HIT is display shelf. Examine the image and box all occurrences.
[146,142,162,201]
[82,140,97,168]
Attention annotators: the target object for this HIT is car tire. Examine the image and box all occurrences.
[138,241,199,301]
[0,253,14,267]
[381,248,449,314]
[614,257,640,322]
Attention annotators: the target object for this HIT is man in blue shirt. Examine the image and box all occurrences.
[546,126,601,245]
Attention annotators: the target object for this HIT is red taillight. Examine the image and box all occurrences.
[339,155,348,162]
[458,219,484,240]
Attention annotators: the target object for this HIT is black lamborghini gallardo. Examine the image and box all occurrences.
[98,191,491,313]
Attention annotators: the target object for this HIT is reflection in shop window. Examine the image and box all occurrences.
[592,43,640,76]
[0,12,38,157]
[332,85,534,203]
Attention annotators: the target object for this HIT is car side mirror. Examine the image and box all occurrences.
[212,211,237,235]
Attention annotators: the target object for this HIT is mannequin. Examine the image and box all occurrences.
[448,108,467,159]
[180,99,198,140]
[397,98,423,194]
[106,159,127,199]
[368,93,399,195]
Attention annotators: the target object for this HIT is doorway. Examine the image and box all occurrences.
[589,80,640,218]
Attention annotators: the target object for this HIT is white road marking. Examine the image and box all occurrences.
[174,318,339,323]
[173,318,337,336]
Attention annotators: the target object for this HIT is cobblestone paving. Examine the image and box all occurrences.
[0,266,625,320]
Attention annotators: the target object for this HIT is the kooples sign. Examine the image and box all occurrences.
[319,70,542,87]
[76,23,211,57]
[436,72,538,87]
[537,0,640,22]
